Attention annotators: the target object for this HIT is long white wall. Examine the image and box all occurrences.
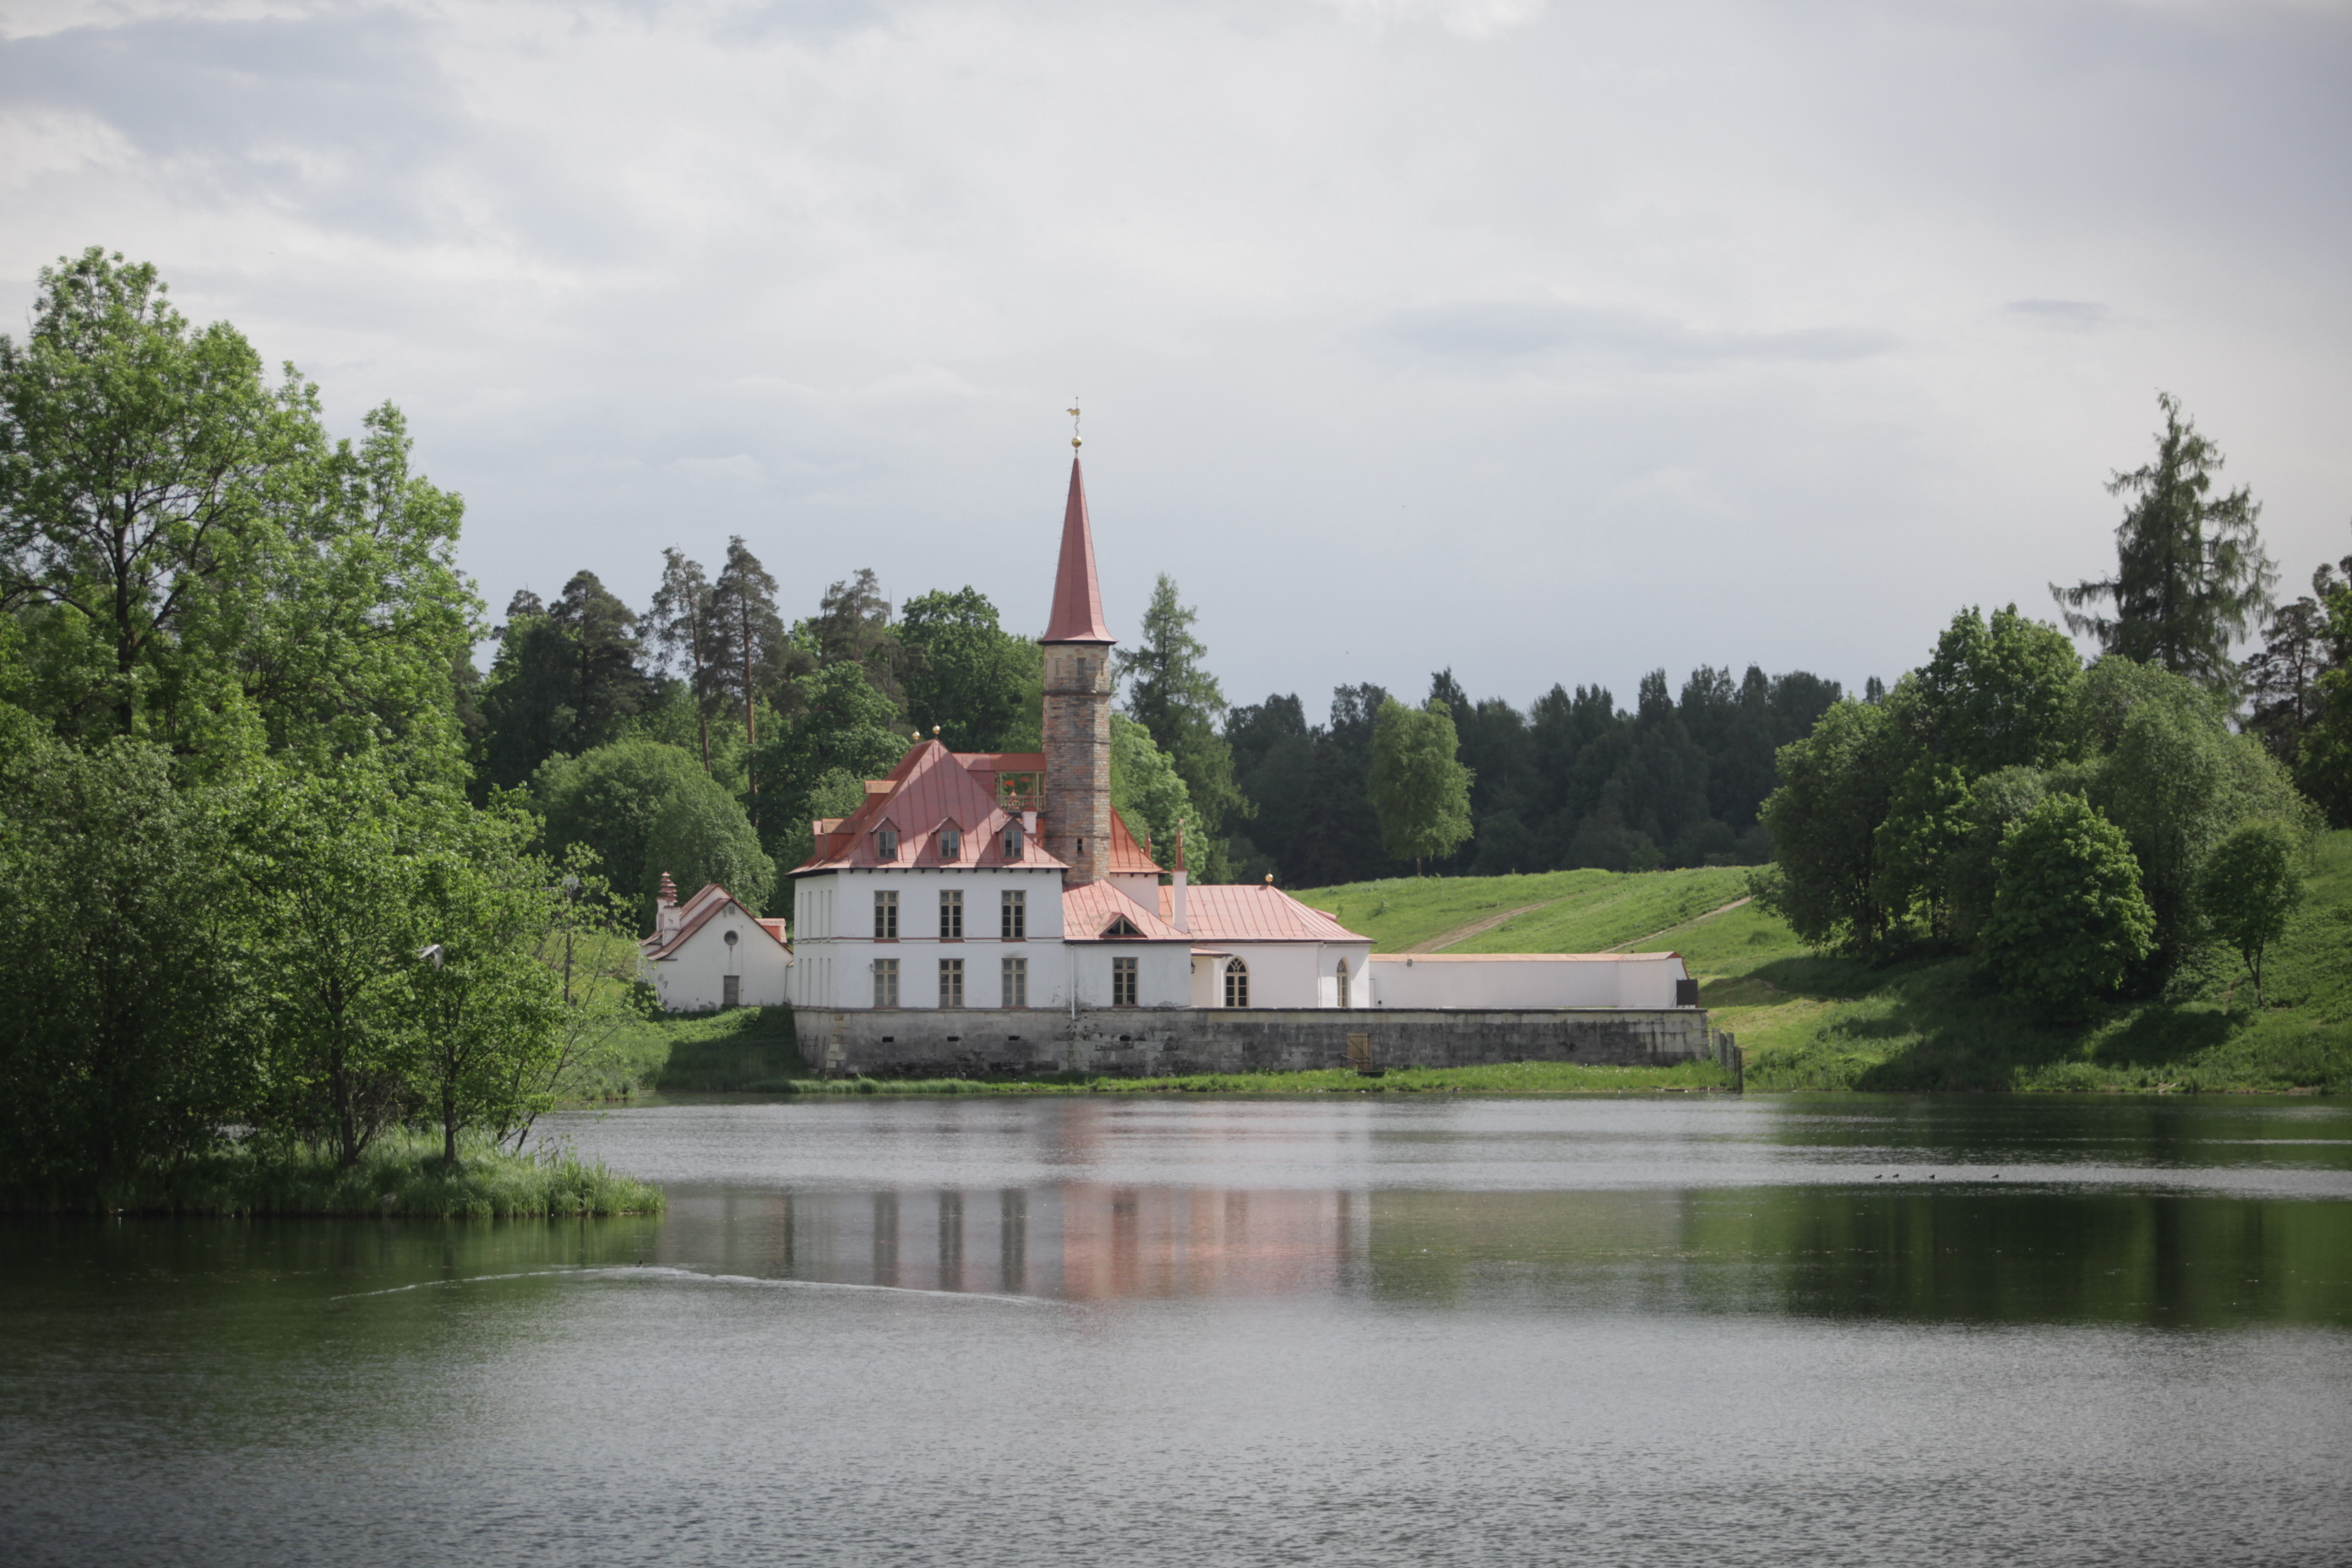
[1189,943,1373,1008]
[1365,952,1690,1010]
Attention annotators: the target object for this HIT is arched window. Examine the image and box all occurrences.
[1223,957,1249,1009]
[1335,958,1350,1010]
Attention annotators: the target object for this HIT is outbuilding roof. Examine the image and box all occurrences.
[1157,883,1369,944]
[641,884,788,961]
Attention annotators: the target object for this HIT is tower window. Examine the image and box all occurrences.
[1001,890,1026,941]
[939,958,965,1008]
[1002,956,1027,1008]
[1223,958,1249,1009]
[939,889,964,940]
[1112,956,1139,1008]
[872,958,900,1008]
[874,890,898,940]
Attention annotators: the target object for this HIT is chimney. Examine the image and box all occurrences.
[1170,827,1189,934]
[656,873,682,938]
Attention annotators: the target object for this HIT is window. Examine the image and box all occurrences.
[1102,915,1142,938]
[1112,956,1139,1008]
[873,958,900,1008]
[1001,956,1027,1007]
[1336,958,1350,1010]
[939,889,964,939]
[874,890,899,940]
[1223,958,1249,1009]
[1001,890,1026,941]
[939,957,965,1008]
[1002,822,1023,861]
[939,826,961,862]
[876,825,899,861]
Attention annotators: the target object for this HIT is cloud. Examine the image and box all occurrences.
[1368,302,1896,372]
[667,454,768,487]
[1314,0,1547,40]
[2003,299,2115,332]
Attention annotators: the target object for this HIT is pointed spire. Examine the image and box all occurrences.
[1043,458,1113,645]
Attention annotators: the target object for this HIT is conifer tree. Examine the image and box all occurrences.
[1116,574,1242,879]
[2052,393,2275,697]
[708,536,785,760]
[646,547,721,768]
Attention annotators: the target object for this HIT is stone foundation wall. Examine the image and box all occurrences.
[795,1005,1712,1078]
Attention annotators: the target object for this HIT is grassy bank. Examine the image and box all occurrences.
[1304,833,2352,1094]
[583,1004,805,1095]
[2,1135,666,1217]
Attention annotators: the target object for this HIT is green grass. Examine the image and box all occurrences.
[1294,836,2352,1095]
[593,1005,805,1095]
[3,1135,667,1217]
[1295,865,1752,954]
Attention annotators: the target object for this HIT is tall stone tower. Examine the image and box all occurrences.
[1041,458,1114,885]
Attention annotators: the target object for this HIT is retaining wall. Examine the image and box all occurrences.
[795,1005,1712,1078]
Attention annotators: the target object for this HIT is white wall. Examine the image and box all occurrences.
[1364,953,1689,1010]
[648,917,790,1011]
[1190,943,1373,1008]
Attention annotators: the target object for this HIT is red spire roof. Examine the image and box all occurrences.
[1043,458,1113,645]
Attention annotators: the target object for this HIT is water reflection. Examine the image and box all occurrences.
[630,1179,2352,1326]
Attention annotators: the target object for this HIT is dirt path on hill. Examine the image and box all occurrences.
[1404,902,1557,953]
[1605,896,1753,953]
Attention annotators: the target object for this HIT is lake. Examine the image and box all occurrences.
[5,1094,2349,1566]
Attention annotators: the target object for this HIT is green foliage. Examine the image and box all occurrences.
[0,248,477,783]
[754,659,909,890]
[1915,603,2082,773]
[1368,697,1475,874]
[1116,574,1242,881]
[1982,794,2156,1018]
[536,740,775,923]
[1942,765,2051,945]
[2298,580,2352,827]
[0,733,253,1186]
[2197,819,2303,1007]
[897,586,1040,751]
[1871,760,1973,935]
[474,572,654,792]
[1109,711,1198,867]
[2052,392,2276,699]
[1752,697,1906,953]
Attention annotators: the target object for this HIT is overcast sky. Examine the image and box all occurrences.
[5,0,2348,716]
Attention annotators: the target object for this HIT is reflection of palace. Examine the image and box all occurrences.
[694,1186,1366,1300]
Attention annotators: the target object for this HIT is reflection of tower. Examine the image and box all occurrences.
[1042,459,1115,885]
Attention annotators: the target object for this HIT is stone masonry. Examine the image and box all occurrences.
[795,1005,1714,1078]
[1040,640,1112,885]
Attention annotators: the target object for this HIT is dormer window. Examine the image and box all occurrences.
[876,825,899,861]
[1002,822,1023,861]
[1102,915,1143,939]
[938,826,961,862]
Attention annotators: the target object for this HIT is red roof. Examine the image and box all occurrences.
[1043,458,1113,645]
[1064,879,1189,941]
[1106,808,1162,874]
[794,739,1068,874]
[1157,883,1369,944]
[641,883,788,960]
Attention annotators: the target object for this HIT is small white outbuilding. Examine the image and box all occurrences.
[639,876,791,1011]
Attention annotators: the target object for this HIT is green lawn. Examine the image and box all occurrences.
[1295,864,1753,953]
[1297,836,2352,1094]
[590,1006,805,1095]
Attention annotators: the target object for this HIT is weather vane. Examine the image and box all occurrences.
[1068,400,1082,451]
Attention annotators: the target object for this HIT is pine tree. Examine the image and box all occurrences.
[1115,574,1244,879]
[709,538,785,819]
[2052,393,2275,697]
[646,548,721,768]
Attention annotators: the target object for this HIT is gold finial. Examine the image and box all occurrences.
[932,725,941,737]
[1068,400,1082,450]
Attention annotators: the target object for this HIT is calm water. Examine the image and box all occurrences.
[5,1096,2350,1567]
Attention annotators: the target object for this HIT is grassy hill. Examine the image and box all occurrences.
[1296,831,2352,1093]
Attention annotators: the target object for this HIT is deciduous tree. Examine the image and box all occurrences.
[1982,793,2155,1019]
[1369,697,1474,875]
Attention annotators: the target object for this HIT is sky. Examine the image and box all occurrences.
[4,0,2349,719]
